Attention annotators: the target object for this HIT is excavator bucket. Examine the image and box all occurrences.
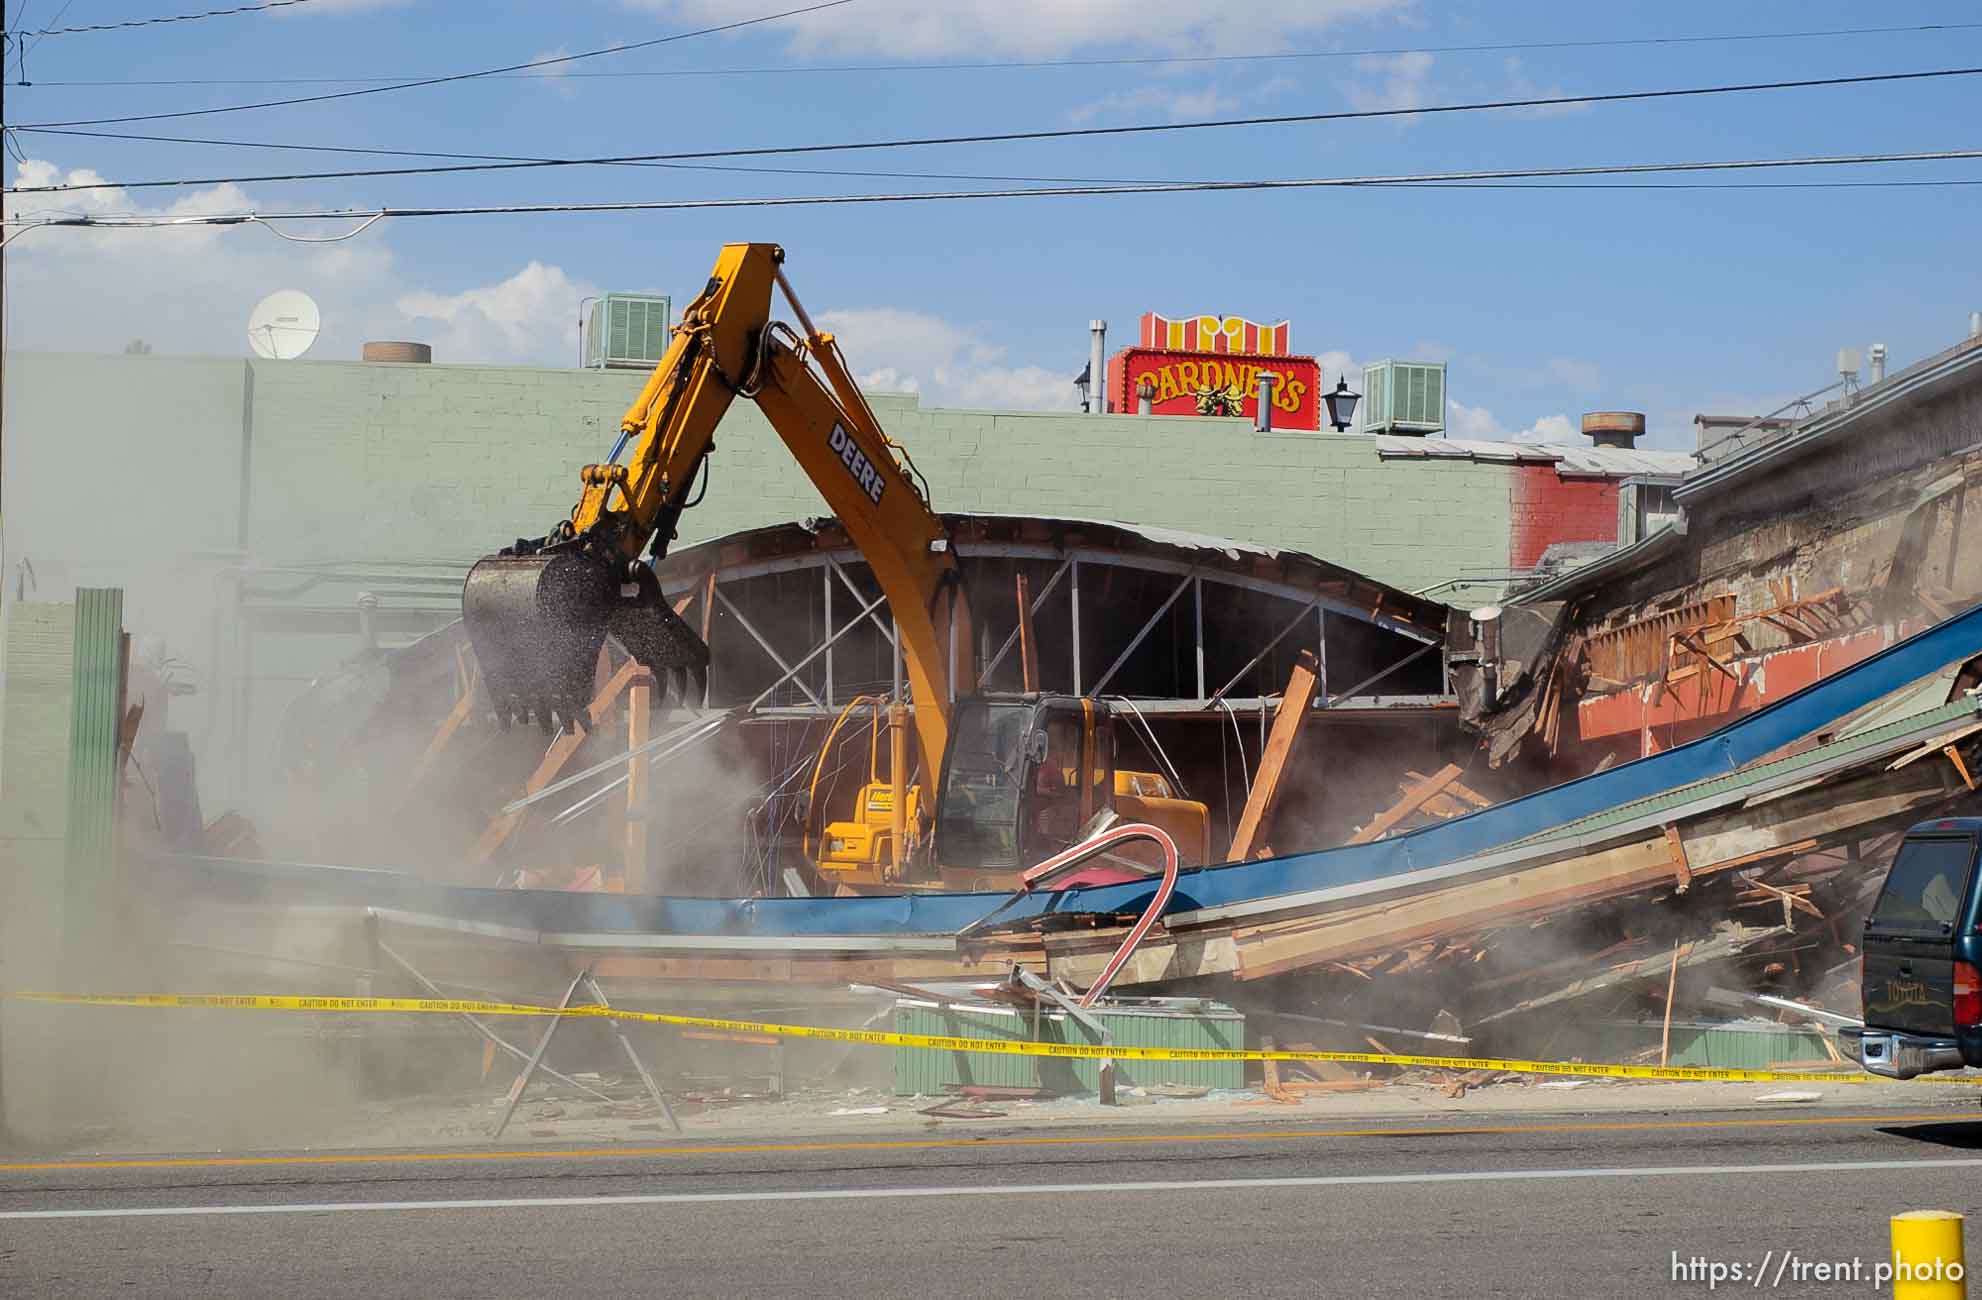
[462,550,708,728]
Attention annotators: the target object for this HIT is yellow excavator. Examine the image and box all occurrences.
[463,243,1207,890]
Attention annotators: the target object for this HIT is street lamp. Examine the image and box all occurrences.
[1323,375,1361,431]
[1073,361,1093,413]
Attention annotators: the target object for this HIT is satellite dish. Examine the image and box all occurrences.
[247,289,321,360]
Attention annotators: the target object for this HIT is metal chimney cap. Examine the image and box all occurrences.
[1580,411,1646,436]
[362,340,432,363]
[1582,411,1645,448]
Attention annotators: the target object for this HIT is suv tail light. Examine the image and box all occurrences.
[1956,961,1982,1028]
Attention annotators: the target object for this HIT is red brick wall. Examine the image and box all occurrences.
[1509,466,1619,570]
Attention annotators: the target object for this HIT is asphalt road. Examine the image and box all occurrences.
[6,1105,1982,1299]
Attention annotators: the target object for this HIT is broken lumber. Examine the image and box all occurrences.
[474,658,651,863]
[1348,763,1465,845]
[1227,650,1321,861]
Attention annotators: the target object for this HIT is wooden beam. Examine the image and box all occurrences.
[1347,762,1464,845]
[1261,1034,1291,1102]
[1887,720,1982,770]
[1945,745,1978,791]
[1221,762,1951,983]
[1015,571,1039,693]
[1227,649,1321,861]
[404,654,480,796]
[624,674,654,892]
[1744,876,1825,920]
[1660,939,1684,1067]
[472,658,646,864]
[1402,771,1493,810]
[1663,824,1693,894]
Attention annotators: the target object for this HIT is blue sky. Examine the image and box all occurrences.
[5,0,1980,447]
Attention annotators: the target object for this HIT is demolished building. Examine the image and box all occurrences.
[10,320,1982,1119]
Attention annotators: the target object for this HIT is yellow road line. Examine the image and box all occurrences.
[0,1112,1959,1174]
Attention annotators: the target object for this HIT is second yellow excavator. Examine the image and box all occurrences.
[463,243,1207,890]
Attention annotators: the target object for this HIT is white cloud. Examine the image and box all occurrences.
[1345,51,1432,115]
[397,263,601,366]
[528,47,581,98]
[5,157,589,367]
[1526,413,1580,443]
[1499,56,1586,118]
[631,0,1405,58]
[820,307,1072,411]
[1070,84,1237,124]
[1445,398,1578,443]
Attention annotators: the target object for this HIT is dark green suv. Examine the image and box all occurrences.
[1840,818,1982,1079]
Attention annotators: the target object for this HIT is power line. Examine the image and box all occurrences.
[7,0,854,124]
[10,148,1980,233]
[13,65,1981,194]
[2,126,1169,185]
[12,20,1982,86]
[17,0,323,37]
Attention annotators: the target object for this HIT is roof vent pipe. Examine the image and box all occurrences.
[1088,320,1107,416]
[1472,605,1503,711]
[1255,371,1279,431]
[1971,311,1981,340]
[1582,411,1646,449]
[1869,343,1888,384]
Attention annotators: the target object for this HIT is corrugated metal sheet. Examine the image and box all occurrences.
[1517,694,1980,849]
[63,589,124,948]
[145,600,1982,943]
[892,1002,1245,1095]
[1668,1023,1835,1070]
[1555,1020,1835,1068]
[1373,434,1694,479]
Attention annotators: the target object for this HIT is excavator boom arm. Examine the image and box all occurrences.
[464,243,970,778]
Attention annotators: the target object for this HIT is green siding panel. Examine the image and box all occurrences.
[892,1002,1246,1095]
[1667,1024,1836,1070]
[63,588,123,953]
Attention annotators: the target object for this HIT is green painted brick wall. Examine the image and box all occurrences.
[6,350,1512,589]
[3,351,1513,806]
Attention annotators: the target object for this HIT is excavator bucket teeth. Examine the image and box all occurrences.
[462,552,708,727]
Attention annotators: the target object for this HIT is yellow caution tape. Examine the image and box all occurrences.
[11,990,1975,1087]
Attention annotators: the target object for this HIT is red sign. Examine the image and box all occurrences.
[1139,311,1291,356]
[1106,347,1321,430]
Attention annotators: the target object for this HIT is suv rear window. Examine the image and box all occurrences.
[1867,834,1977,934]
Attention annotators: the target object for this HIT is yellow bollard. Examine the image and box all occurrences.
[1891,1211,1966,1300]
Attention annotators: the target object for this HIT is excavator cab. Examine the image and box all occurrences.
[932,695,1209,888]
